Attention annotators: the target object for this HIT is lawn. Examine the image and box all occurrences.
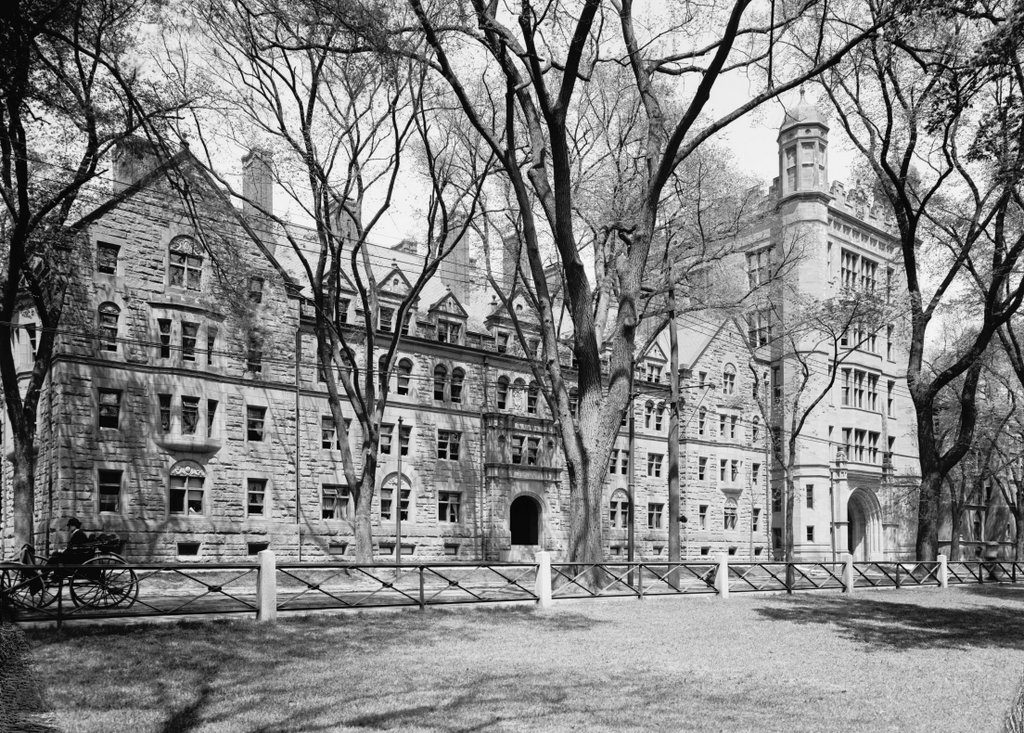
[12,584,1024,732]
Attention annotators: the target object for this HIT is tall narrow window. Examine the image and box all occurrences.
[181,321,198,362]
[722,364,736,395]
[247,337,263,375]
[168,236,203,290]
[181,396,200,435]
[496,376,510,410]
[206,399,218,437]
[379,423,394,454]
[511,435,525,464]
[157,318,172,358]
[97,389,121,429]
[246,406,266,441]
[378,305,395,333]
[247,478,267,516]
[206,328,217,366]
[610,490,630,529]
[451,368,465,404]
[698,408,707,436]
[527,436,540,465]
[158,394,172,432]
[655,404,665,431]
[321,416,338,450]
[248,276,264,303]
[398,424,411,456]
[644,401,654,429]
[433,365,448,401]
[98,303,120,352]
[396,359,412,395]
[724,499,738,530]
[98,469,122,513]
[527,382,539,414]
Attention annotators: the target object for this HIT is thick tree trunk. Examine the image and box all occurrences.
[566,449,606,566]
[352,456,378,563]
[783,473,796,562]
[11,439,36,551]
[949,508,963,562]
[916,471,942,561]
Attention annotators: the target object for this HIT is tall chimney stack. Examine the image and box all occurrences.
[112,135,159,192]
[242,149,273,218]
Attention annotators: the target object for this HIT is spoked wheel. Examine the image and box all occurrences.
[1,560,58,609]
[69,554,138,609]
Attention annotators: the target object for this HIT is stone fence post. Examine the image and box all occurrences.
[535,551,552,610]
[842,553,854,594]
[715,553,729,599]
[937,554,948,589]
[256,549,277,622]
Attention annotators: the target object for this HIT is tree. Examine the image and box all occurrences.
[822,3,1024,558]
[183,0,488,562]
[366,0,889,566]
[0,0,181,548]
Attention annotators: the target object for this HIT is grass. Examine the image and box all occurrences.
[19,584,1024,732]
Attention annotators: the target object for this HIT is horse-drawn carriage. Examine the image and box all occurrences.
[0,533,139,611]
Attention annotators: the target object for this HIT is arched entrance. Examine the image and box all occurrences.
[510,495,541,545]
[847,488,883,560]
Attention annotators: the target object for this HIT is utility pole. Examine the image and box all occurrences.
[395,416,404,568]
[667,282,682,589]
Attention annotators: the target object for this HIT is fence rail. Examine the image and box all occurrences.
[1,552,1019,625]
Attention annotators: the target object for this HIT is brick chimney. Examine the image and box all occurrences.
[242,149,273,218]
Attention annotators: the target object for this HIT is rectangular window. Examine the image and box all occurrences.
[378,306,395,333]
[496,330,510,353]
[772,490,781,512]
[321,415,339,450]
[181,321,198,362]
[719,414,727,437]
[719,459,727,482]
[96,241,120,274]
[698,504,708,530]
[206,329,217,366]
[647,453,663,478]
[887,325,894,360]
[247,338,263,375]
[321,484,351,520]
[887,381,895,418]
[380,487,410,521]
[609,497,629,529]
[438,491,461,523]
[247,478,267,516]
[868,431,880,463]
[806,526,815,542]
[97,389,121,429]
[338,298,350,325]
[609,448,619,474]
[752,508,761,533]
[169,476,203,515]
[731,460,739,482]
[698,456,707,481]
[437,430,462,460]
[647,502,664,529]
[249,276,264,303]
[206,399,218,437]
[379,423,394,454]
[526,436,540,466]
[867,374,879,411]
[98,469,121,513]
[399,424,411,456]
[806,485,814,509]
[158,318,172,358]
[437,319,462,344]
[511,434,525,464]
[752,462,761,487]
[746,246,774,288]
[730,415,738,440]
[246,406,266,441]
[181,396,200,435]
[724,504,738,530]
[158,393,171,432]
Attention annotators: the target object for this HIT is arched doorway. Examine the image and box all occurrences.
[510,495,541,545]
[847,488,883,560]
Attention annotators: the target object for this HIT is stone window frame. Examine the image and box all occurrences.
[97,302,120,353]
[96,240,121,276]
[168,460,206,517]
[647,502,665,530]
[96,387,122,430]
[609,489,629,529]
[380,473,412,522]
[167,235,204,292]
[246,405,268,442]
[438,490,462,523]
[246,476,271,518]
[96,465,124,515]
[724,499,738,531]
[321,483,352,521]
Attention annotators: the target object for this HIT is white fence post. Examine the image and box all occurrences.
[715,553,729,600]
[535,551,553,610]
[842,553,855,594]
[937,554,948,589]
[256,549,277,622]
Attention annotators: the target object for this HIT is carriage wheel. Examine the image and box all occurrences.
[1,559,58,610]
[69,555,139,609]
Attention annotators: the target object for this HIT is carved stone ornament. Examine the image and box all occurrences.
[169,460,206,478]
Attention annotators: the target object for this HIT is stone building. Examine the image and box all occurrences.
[0,93,918,562]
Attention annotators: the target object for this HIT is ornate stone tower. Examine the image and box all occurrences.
[777,87,830,203]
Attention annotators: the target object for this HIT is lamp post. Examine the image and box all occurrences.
[395,416,404,568]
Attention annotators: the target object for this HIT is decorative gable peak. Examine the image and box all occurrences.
[379,264,413,297]
[429,289,468,320]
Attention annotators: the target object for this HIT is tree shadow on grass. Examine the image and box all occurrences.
[755,591,1024,652]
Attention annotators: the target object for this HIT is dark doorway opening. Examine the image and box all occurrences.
[510,495,540,545]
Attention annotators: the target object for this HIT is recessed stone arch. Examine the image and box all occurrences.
[847,487,883,561]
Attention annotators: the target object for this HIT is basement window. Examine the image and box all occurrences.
[177,542,201,557]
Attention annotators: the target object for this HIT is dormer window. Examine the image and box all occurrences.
[496,330,510,353]
[168,236,203,291]
[437,319,461,344]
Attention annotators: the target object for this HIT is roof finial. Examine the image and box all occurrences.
[799,84,806,102]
